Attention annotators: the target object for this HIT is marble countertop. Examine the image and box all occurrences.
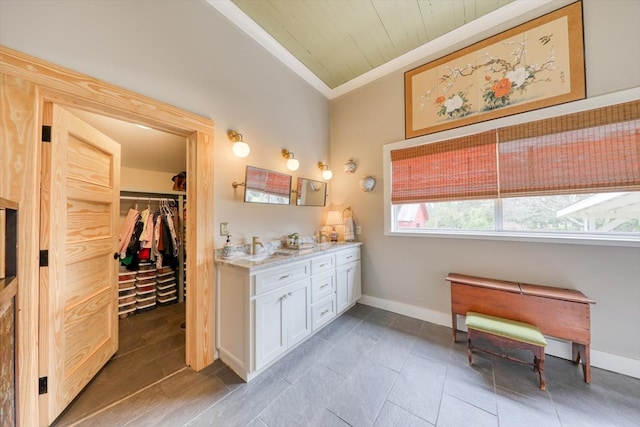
[215,241,361,271]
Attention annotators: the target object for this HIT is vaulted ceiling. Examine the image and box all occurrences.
[206,0,540,98]
[228,0,513,89]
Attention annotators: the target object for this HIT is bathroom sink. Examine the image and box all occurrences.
[241,252,292,262]
[316,242,335,250]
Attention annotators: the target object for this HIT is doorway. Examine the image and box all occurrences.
[1,46,215,427]
[47,108,190,425]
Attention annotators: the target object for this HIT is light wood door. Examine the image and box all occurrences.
[39,104,121,426]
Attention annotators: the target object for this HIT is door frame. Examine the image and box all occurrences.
[1,46,215,426]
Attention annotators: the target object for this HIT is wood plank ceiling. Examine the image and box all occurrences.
[231,0,513,89]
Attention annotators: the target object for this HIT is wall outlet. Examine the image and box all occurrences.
[220,222,230,236]
[356,226,362,235]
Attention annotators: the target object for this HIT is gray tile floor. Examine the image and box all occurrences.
[65,304,639,427]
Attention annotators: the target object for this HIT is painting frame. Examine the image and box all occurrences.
[405,1,585,139]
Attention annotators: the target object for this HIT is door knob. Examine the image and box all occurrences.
[113,252,120,260]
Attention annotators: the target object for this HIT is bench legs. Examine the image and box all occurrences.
[572,342,591,383]
[468,329,546,391]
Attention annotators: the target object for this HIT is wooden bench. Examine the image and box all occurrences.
[465,311,547,390]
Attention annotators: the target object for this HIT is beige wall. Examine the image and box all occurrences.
[330,0,640,376]
[2,0,639,381]
[0,0,331,248]
[121,167,177,194]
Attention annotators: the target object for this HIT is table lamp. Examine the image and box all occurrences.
[325,210,342,242]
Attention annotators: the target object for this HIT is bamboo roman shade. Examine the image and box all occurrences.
[246,167,291,197]
[498,101,640,197]
[391,131,497,203]
[391,100,640,204]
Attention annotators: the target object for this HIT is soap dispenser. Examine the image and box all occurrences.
[222,235,233,258]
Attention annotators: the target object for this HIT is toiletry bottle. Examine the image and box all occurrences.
[222,235,233,258]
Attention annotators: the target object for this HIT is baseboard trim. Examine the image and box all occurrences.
[357,295,640,379]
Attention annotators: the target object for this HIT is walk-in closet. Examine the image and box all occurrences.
[51,109,189,426]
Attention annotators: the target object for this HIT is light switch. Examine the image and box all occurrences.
[220,222,230,236]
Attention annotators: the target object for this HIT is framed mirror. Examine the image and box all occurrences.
[296,177,327,207]
[244,165,292,205]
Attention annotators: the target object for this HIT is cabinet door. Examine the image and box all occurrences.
[287,280,311,347]
[255,289,287,371]
[336,261,360,313]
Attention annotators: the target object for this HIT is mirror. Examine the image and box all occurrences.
[243,165,292,205]
[296,178,327,207]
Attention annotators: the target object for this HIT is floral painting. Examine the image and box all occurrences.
[405,1,585,138]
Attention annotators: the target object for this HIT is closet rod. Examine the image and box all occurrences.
[120,196,179,202]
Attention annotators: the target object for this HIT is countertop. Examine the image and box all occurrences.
[215,241,362,271]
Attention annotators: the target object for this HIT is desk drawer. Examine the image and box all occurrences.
[255,261,310,295]
[335,247,359,266]
[311,254,334,275]
[311,294,336,331]
[311,272,335,303]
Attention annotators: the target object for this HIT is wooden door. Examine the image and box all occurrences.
[39,104,121,426]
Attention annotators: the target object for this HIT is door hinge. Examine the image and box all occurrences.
[39,250,49,267]
[42,125,52,143]
[39,377,48,395]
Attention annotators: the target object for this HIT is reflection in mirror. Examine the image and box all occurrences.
[296,178,327,207]
[244,165,291,205]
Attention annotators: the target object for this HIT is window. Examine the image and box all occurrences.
[389,100,640,242]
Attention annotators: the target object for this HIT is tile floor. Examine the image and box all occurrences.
[57,303,639,427]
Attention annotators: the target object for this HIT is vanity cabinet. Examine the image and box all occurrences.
[310,254,336,331]
[255,278,311,371]
[215,243,361,381]
[335,247,361,313]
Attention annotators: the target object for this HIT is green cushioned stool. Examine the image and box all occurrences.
[465,311,547,390]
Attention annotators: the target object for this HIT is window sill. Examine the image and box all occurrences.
[385,229,640,248]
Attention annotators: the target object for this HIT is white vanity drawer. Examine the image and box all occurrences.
[311,254,334,275]
[311,294,336,331]
[311,272,334,303]
[254,261,310,295]
[335,247,360,266]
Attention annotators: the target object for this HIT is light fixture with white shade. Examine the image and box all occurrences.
[282,149,300,171]
[325,210,342,242]
[318,162,333,180]
[228,129,250,158]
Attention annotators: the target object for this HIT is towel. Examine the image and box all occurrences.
[344,217,355,241]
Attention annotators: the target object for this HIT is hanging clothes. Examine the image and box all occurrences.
[161,200,180,258]
[139,207,154,249]
[118,207,140,256]
[153,211,164,269]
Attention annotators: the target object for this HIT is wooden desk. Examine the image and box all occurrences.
[446,273,595,383]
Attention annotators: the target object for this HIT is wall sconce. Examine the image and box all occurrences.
[344,159,357,174]
[325,210,342,242]
[282,149,299,171]
[228,130,250,158]
[318,162,333,180]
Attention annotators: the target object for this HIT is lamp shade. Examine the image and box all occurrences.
[325,210,343,226]
[232,141,250,158]
[321,169,333,180]
[286,157,300,171]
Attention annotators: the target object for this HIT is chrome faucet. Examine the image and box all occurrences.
[252,236,264,255]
